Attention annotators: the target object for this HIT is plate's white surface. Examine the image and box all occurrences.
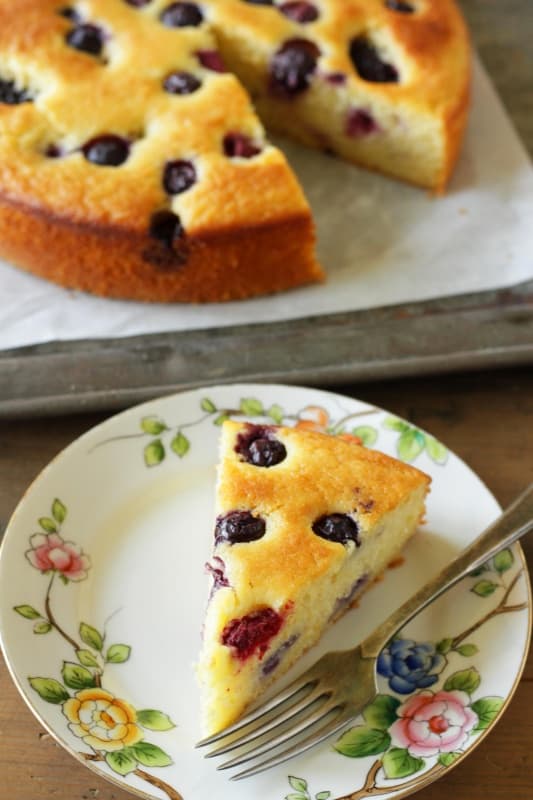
[0,384,530,800]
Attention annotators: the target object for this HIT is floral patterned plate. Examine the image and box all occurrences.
[0,383,530,800]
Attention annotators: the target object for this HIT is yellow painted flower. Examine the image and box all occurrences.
[62,688,143,752]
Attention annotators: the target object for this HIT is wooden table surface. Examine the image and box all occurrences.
[1,1,532,798]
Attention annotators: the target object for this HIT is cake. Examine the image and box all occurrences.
[0,0,469,302]
[197,420,431,735]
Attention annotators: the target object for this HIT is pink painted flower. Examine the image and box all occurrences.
[389,690,478,758]
[25,533,91,581]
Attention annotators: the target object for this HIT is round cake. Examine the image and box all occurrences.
[0,0,469,302]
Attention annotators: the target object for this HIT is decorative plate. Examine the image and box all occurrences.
[0,384,530,800]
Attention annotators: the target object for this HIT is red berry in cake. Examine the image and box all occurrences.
[66,24,105,56]
[215,510,266,545]
[270,38,320,96]
[223,132,262,158]
[221,607,284,661]
[279,2,319,23]
[160,2,204,27]
[324,71,347,85]
[163,159,197,194]
[312,513,360,546]
[149,210,185,248]
[350,37,399,83]
[196,50,227,72]
[346,108,380,137]
[235,424,287,466]
[163,70,202,94]
[385,0,415,12]
[82,135,130,166]
[0,79,32,105]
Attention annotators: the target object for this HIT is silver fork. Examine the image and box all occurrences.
[196,483,533,780]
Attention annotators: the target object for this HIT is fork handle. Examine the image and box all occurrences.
[361,482,533,659]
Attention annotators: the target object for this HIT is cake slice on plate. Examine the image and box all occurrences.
[197,420,431,735]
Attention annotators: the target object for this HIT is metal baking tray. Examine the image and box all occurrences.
[1,279,531,418]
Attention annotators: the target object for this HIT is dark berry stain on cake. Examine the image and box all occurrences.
[163,70,202,95]
[160,2,204,27]
[350,37,399,83]
[221,607,283,661]
[58,7,81,21]
[312,513,360,546]
[82,135,130,166]
[331,573,369,619]
[279,2,319,23]
[196,50,227,72]
[346,108,380,137]
[163,159,197,194]
[223,132,262,159]
[324,71,347,85]
[235,424,287,467]
[0,79,33,105]
[215,510,266,545]
[261,633,298,675]
[385,0,415,12]
[205,556,230,597]
[124,0,152,6]
[270,38,320,96]
[146,210,188,268]
[149,209,185,247]
[66,24,105,56]
[243,0,274,4]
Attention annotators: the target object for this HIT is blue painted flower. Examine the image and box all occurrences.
[377,638,446,694]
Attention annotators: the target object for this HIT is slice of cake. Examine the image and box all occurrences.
[197,420,431,735]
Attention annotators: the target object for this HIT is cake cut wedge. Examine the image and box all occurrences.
[197,420,431,735]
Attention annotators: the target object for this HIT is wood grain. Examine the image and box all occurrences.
[1,368,532,799]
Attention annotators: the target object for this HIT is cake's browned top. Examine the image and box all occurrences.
[215,421,431,607]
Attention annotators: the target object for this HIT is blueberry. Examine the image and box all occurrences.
[221,607,283,661]
[312,513,360,546]
[349,37,398,83]
[223,132,262,158]
[45,144,63,158]
[345,108,379,137]
[66,24,105,56]
[270,38,320,96]
[82,135,130,166]
[242,0,274,4]
[215,511,266,545]
[149,210,185,248]
[163,159,196,194]
[279,2,319,23]
[385,0,415,12]
[124,0,152,5]
[196,50,226,72]
[58,7,81,21]
[163,70,202,94]
[160,2,203,27]
[235,425,287,467]
[0,79,32,105]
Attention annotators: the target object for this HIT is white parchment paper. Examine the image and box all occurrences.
[2,56,532,351]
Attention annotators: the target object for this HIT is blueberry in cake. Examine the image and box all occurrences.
[197,421,431,735]
[0,0,469,302]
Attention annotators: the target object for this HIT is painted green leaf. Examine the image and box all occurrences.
[28,677,69,704]
[352,426,378,447]
[363,695,400,730]
[382,748,425,779]
[33,621,52,634]
[170,431,190,458]
[285,794,307,800]
[444,667,481,695]
[131,742,173,767]
[436,637,453,655]
[471,697,504,731]
[469,564,488,577]
[456,643,479,657]
[144,439,165,467]
[471,580,498,598]
[79,622,103,651]
[13,604,41,620]
[334,726,390,758]
[136,709,175,731]
[106,749,138,776]
[397,429,425,463]
[383,416,409,433]
[213,413,230,426]
[493,549,514,573]
[106,644,131,664]
[39,517,57,533]
[240,397,264,417]
[267,404,284,424]
[141,416,167,435]
[438,752,462,767]
[59,574,69,586]
[288,776,308,793]
[315,793,331,800]
[62,662,96,690]
[76,649,100,668]
[52,499,67,524]
[201,397,217,413]
[425,435,448,465]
